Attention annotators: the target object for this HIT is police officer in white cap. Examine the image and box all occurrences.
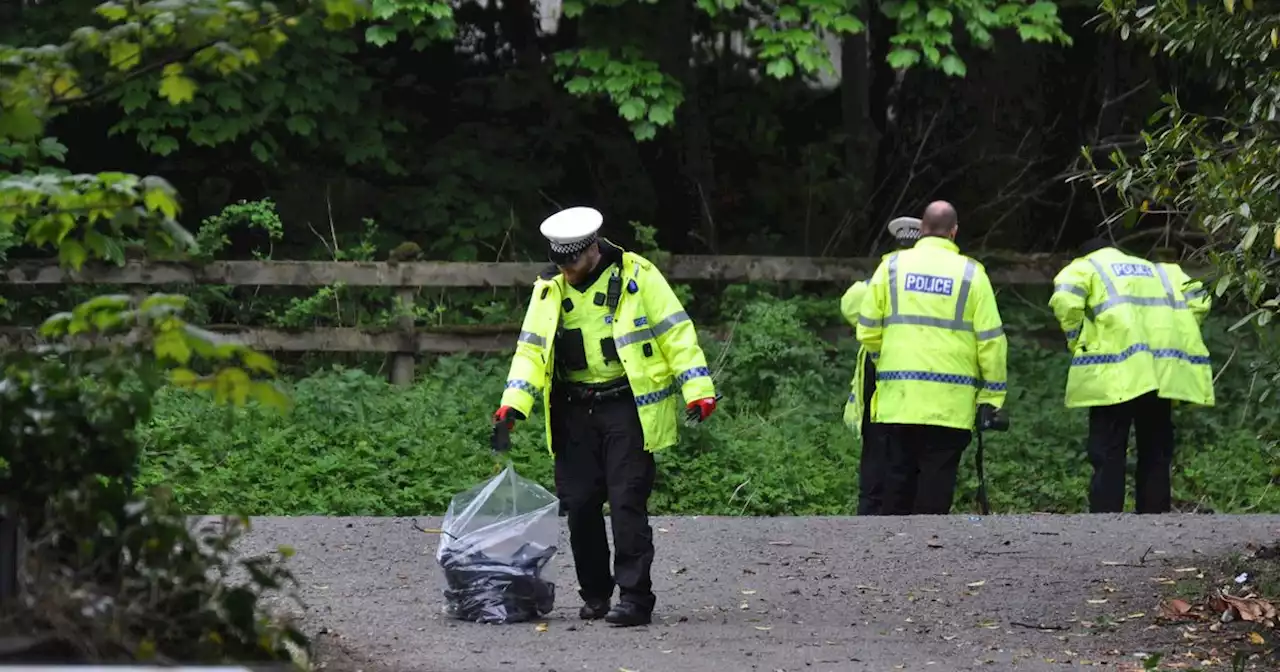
[840,216,921,515]
[492,206,718,626]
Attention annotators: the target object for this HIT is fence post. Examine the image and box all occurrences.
[0,505,19,603]
[390,288,416,386]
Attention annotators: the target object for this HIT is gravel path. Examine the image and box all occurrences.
[231,514,1280,672]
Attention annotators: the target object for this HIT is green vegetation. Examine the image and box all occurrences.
[136,293,1280,517]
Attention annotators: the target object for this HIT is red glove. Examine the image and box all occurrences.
[685,397,716,422]
[493,406,524,429]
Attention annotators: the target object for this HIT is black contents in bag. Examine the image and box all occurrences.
[439,541,558,624]
[435,464,562,625]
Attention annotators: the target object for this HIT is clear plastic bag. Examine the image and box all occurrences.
[436,463,561,624]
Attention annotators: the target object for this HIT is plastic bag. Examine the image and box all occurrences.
[436,463,560,624]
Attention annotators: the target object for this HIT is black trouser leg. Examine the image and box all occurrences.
[857,355,886,515]
[912,425,971,515]
[1086,399,1135,513]
[551,398,614,603]
[1133,392,1175,514]
[857,423,888,515]
[597,398,656,612]
[881,424,918,516]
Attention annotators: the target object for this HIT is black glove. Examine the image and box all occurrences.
[977,404,1009,432]
[491,420,511,453]
[490,406,526,453]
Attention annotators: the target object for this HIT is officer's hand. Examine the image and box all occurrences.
[685,397,717,423]
[976,404,1009,432]
[491,407,525,454]
[492,405,525,430]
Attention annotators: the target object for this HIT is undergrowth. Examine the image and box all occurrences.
[135,295,1280,517]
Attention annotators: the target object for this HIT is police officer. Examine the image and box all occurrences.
[1049,238,1214,514]
[856,201,1009,515]
[492,206,718,626]
[840,216,921,515]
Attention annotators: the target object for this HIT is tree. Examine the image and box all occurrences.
[1085,0,1280,391]
[0,0,375,664]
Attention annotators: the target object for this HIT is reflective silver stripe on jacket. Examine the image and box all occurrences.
[615,310,690,348]
[1084,257,1188,316]
[877,254,1000,340]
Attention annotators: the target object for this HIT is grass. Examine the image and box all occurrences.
[134,292,1280,517]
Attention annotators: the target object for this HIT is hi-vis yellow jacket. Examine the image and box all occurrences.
[1049,248,1214,408]
[499,242,716,453]
[856,236,1009,431]
[839,280,871,437]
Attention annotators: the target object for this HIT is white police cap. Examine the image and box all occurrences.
[540,206,603,261]
[887,216,921,242]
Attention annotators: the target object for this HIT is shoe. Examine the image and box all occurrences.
[579,598,610,620]
[604,601,651,626]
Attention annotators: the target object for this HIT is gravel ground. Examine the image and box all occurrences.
[229,514,1280,672]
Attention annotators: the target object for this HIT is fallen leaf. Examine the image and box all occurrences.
[535,622,548,632]
[754,626,772,631]
[1217,592,1277,623]
[1248,632,1265,645]
[1174,567,1198,573]
[1101,560,1123,566]
[741,590,757,595]
[967,580,986,588]
[1087,599,1108,605]
[1159,599,1194,620]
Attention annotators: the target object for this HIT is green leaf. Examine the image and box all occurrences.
[765,58,795,78]
[108,40,142,71]
[648,102,676,126]
[940,54,967,77]
[0,108,44,141]
[58,239,88,270]
[1242,223,1259,250]
[618,98,646,121]
[158,64,197,105]
[926,7,952,26]
[285,115,316,136]
[154,328,193,365]
[886,48,921,69]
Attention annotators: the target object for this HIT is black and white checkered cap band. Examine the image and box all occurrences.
[548,233,597,256]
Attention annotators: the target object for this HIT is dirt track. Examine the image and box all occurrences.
[230,514,1280,672]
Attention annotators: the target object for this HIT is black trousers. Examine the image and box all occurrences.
[857,355,889,515]
[882,423,972,515]
[550,389,656,613]
[1087,391,1175,514]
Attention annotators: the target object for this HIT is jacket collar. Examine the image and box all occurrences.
[913,236,959,254]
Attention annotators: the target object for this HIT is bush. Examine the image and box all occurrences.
[135,300,1280,517]
[0,295,307,666]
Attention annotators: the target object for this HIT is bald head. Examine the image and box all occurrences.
[921,201,958,237]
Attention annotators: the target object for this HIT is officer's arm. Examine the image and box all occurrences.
[640,267,716,402]
[839,280,868,329]
[971,267,1008,409]
[1177,268,1211,326]
[855,260,889,355]
[1049,261,1090,351]
[499,282,553,417]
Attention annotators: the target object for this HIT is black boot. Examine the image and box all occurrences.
[579,597,610,620]
[605,601,651,626]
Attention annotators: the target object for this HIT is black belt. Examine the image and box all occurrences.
[555,378,632,403]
